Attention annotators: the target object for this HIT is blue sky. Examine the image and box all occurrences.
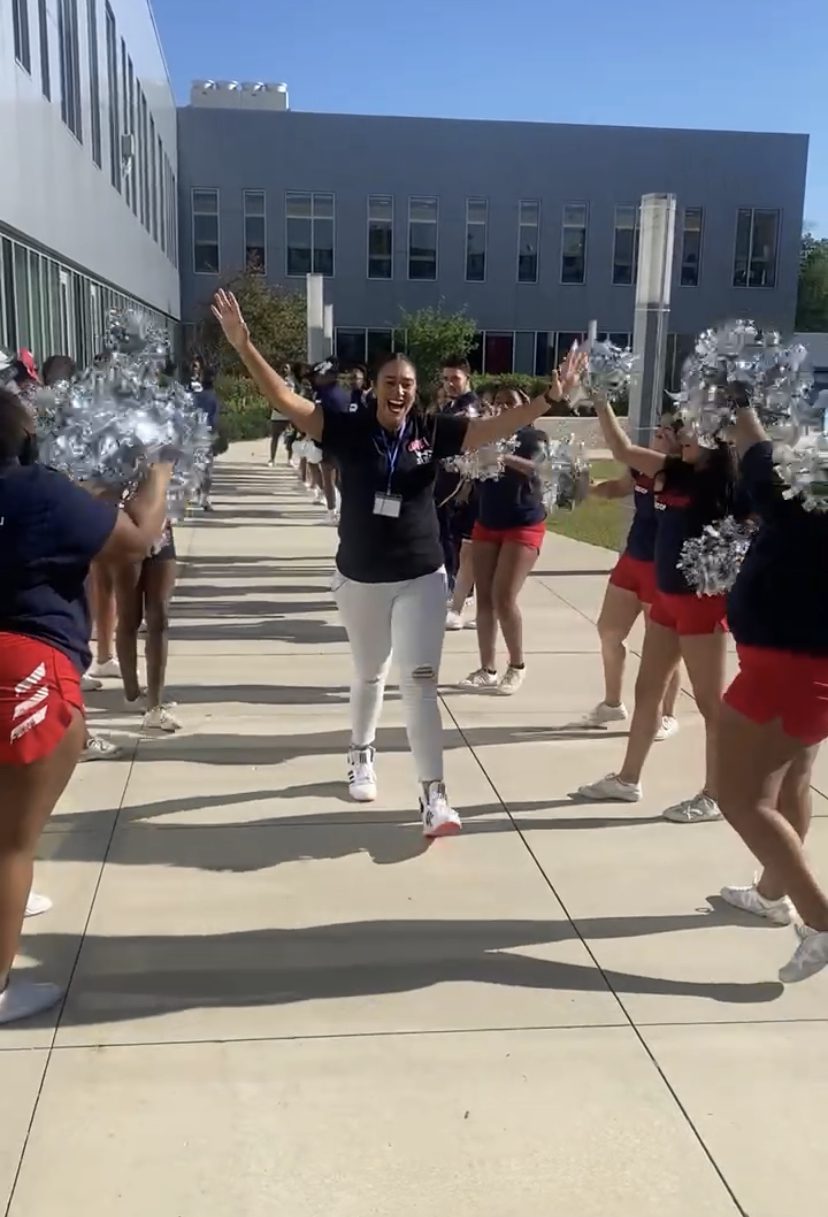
[153,0,826,232]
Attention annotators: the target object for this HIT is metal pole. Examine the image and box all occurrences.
[323,303,334,356]
[587,319,598,348]
[306,274,326,364]
[628,194,676,445]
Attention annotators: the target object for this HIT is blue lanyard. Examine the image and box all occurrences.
[377,423,407,495]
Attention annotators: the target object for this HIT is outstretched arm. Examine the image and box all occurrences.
[590,471,635,499]
[211,291,323,441]
[463,348,587,452]
[591,390,665,478]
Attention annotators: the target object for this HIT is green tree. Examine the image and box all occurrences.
[399,304,478,395]
[796,234,828,332]
[197,269,307,372]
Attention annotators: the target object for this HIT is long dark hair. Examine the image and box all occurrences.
[658,441,739,524]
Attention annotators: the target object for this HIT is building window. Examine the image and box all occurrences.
[535,332,555,376]
[13,0,31,72]
[680,207,703,287]
[38,0,50,96]
[408,197,438,280]
[104,5,119,189]
[244,190,266,272]
[556,332,583,365]
[367,195,393,279]
[517,200,539,283]
[58,0,82,140]
[612,205,640,285]
[127,55,136,213]
[149,117,157,239]
[285,192,334,277]
[158,136,165,253]
[140,92,150,228]
[561,204,587,284]
[484,333,514,375]
[192,189,219,274]
[733,208,779,288]
[336,328,367,367]
[171,171,178,268]
[87,0,101,166]
[465,198,487,282]
[367,328,394,367]
[514,331,535,375]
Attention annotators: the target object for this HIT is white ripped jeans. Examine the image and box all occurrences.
[333,567,447,782]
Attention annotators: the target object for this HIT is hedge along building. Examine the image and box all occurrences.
[176,82,808,388]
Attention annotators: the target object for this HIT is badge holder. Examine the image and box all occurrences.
[373,493,402,519]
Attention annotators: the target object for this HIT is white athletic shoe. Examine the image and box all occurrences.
[655,715,680,741]
[779,927,828,983]
[581,701,629,729]
[348,746,377,803]
[80,673,103,693]
[575,773,642,802]
[662,792,722,823]
[327,508,340,525]
[81,734,125,762]
[459,668,499,690]
[497,666,526,696]
[420,783,462,838]
[445,610,464,631]
[719,880,795,926]
[267,459,274,468]
[0,980,64,1026]
[88,658,121,679]
[143,706,182,733]
[25,892,53,918]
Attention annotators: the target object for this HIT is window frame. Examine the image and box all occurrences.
[465,197,488,283]
[732,207,780,289]
[87,0,102,167]
[517,199,540,284]
[243,189,267,274]
[191,187,220,275]
[679,206,704,287]
[612,204,640,286]
[366,194,394,281]
[560,202,588,285]
[13,0,32,73]
[58,0,83,142]
[37,0,50,96]
[407,196,439,282]
[285,191,336,278]
[104,4,120,190]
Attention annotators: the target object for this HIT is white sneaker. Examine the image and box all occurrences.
[80,673,103,693]
[88,658,120,679]
[327,508,340,525]
[143,706,182,733]
[445,610,464,631]
[575,773,642,802]
[459,668,499,690]
[779,927,828,983]
[662,792,722,823]
[267,459,274,468]
[123,689,149,713]
[81,734,124,762]
[312,487,324,504]
[25,892,53,918]
[581,701,629,729]
[719,880,795,925]
[0,979,64,1026]
[463,617,477,630]
[348,746,377,803]
[497,666,526,696]
[655,715,680,741]
[420,783,462,838]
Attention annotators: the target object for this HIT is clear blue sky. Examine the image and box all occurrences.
[153,0,826,233]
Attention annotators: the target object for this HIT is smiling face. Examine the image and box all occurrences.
[654,413,681,455]
[375,357,418,431]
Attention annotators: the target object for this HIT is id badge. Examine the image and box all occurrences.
[373,493,402,518]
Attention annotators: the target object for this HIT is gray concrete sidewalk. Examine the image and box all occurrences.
[3,439,827,1217]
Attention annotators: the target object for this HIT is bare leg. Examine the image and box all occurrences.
[471,540,501,671]
[449,541,475,615]
[597,582,642,707]
[717,707,828,931]
[320,461,337,512]
[142,559,178,710]
[115,562,145,703]
[662,664,681,718]
[492,542,540,669]
[90,560,116,664]
[756,746,818,900]
[618,620,681,784]
[0,709,86,984]
[679,630,727,799]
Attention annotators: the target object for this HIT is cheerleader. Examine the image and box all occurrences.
[583,411,682,738]
[211,290,583,836]
[577,393,738,822]
[717,400,828,982]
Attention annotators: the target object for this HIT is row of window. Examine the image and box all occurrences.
[11,0,178,267]
[191,189,780,291]
[0,234,173,369]
[334,326,697,389]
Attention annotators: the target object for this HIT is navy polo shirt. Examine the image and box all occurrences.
[625,471,658,561]
[0,463,118,673]
[477,427,546,529]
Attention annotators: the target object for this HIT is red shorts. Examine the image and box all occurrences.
[724,645,828,746]
[471,520,546,551]
[0,633,83,765]
[649,590,729,636]
[609,552,657,605]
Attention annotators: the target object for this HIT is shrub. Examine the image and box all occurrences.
[216,373,271,445]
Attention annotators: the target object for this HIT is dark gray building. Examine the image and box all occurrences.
[177,84,808,383]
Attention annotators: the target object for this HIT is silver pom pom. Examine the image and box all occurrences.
[677,516,755,596]
[537,437,590,513]
[442,438,516,482]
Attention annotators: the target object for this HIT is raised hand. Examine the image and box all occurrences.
[211,290,249,352]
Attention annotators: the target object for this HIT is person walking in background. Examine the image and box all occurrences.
[311,357,351,523]
[268,363,295,467]
[350,366,367,410]
[436,356,479,608]
[193,370,222,512]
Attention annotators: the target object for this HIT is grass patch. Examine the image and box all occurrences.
[546,460,630,552]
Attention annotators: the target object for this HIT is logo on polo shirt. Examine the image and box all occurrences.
[407,437,432,466]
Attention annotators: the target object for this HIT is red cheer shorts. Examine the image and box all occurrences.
[471,520,546,552]
[609,552,657,605]
[0,633,83,765]
[724,644,828,746]
[649,590,729,636]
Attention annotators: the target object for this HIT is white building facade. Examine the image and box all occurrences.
[1,0,180,366]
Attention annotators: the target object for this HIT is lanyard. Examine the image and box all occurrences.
[376,423,407,495]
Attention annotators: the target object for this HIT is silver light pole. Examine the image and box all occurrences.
[306,274,326,364]
[628,194,676,445]
[323,303,334,357]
